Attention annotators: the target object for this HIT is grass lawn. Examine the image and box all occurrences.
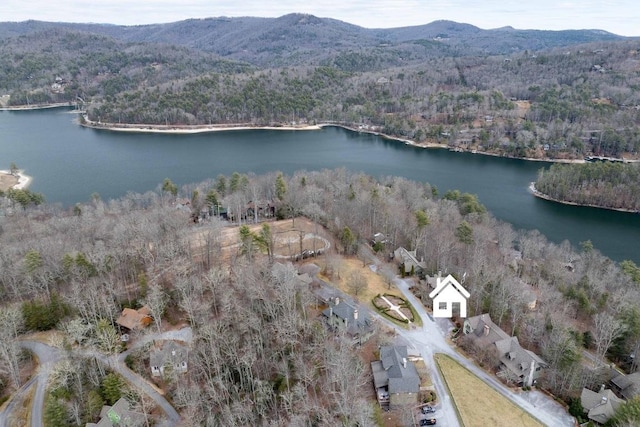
[326,258,422,328]
[434,354,544,427]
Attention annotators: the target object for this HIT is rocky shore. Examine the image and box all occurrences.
[0,170,32,191]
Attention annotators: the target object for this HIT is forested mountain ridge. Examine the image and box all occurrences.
[0,15,627,67]
[1,15,639,160]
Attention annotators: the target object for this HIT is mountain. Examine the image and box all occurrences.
[0,15,627,67]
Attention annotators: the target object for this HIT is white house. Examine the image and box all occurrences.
[428,274,470,318]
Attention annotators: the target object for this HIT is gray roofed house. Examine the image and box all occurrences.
[322,297,374,345]
[150,340,188,378]
[371,345,420,408]
[464,313,546,387]
[85,397,145,427]
[611,371,640,400]
[495,336,547,387]
[581,386,624,424]
[463,313,510,348]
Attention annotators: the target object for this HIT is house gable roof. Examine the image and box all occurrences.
[322,299,373,336]
[86,397,144,427]
[394,247,426,269]
[611,371,640,399]
[581,388,623,424]
[149,340,188,368]
[115,306,153,331]
[429,274,470,300]
[464,313,511,347]
[379,345,420,394]
[495,336,546,378]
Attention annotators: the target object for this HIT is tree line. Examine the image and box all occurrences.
[535,162,640,211]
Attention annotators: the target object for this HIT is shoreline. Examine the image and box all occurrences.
[78,117,639,164]
[528,182,639,214]
[80,117,321,133]
[0,170,32,191]
[0,102,75,111]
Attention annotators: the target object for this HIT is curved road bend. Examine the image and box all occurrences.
[14,340,182,427]
[12,341,64,427]
[0,375,37,427]
[389,278,574,427]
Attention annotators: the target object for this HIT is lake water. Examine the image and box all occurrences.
[1,108,639,263]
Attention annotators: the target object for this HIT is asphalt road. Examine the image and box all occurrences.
[1,329,191,427]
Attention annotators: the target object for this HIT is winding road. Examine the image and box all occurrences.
[0,329,191,427]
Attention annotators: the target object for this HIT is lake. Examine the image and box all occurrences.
[1,108,639,263]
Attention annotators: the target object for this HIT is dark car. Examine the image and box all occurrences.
[421,406,436,414]
[419,419,436,426]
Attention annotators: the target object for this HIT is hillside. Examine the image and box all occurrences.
[0,15,627,67]
[0,15,638,161]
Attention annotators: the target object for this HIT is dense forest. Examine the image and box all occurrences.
[1,169,640,425]
[535,162,640,211]
[1,18,640,160]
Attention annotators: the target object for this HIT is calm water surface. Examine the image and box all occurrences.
[1,108,638,263]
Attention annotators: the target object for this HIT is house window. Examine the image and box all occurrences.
[439,302,447,310]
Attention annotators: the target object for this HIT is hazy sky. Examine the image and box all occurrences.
[1,0,639,37]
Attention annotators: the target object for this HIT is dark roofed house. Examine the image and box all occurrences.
[150,340,189,378]
[611,371,640,400]
[463,313,510,348]
[581,386,624,424]
[495,336,547,387]
[322,297,374,345]
[86,397,145,427]
[464,313,546,387]
[371,345,420,408]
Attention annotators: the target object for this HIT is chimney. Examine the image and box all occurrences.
[526,360,536,387]
[599,384,605,393]
[483,324,490,336]
[402,358,407,369]
[353,309,358,321]
[335,297,340,306]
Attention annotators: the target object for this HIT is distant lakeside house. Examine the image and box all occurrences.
[463,313,546,387]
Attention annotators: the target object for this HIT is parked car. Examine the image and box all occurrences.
[421,406,436,414]
[419,419,436,426]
